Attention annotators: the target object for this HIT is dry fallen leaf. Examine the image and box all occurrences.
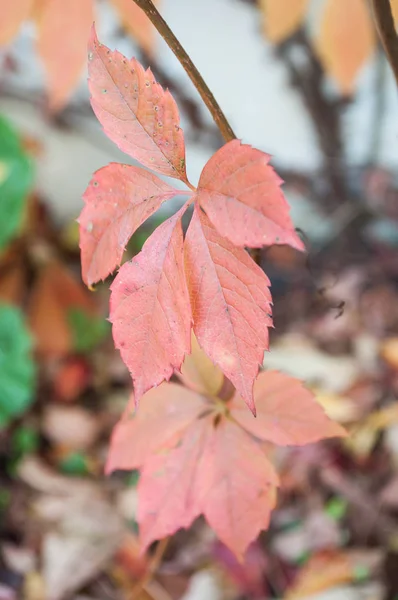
[42,405,101,451]
[18,457,124,600]
[285,549,382,599]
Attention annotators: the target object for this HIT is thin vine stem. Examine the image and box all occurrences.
[128,536,169,599]
[370,0,398,89]
[132,0,236,142]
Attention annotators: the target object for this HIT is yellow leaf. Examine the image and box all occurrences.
[178,333,224,397]
[260,0,309,43]
[315,0,375,94]
[315,390,360,423]
[345,403,398,459]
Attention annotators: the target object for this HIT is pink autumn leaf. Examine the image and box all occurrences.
[110,208,192,404]
[184,205,272,414]
[195,139,305,251]
[79,163,180,286]
[231,370,347,445]
[105,383,205,474]
[106,372,344,559]
[137,412,278,559]
[88,26,188,182]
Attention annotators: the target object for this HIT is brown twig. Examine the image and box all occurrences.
[132,0,236,142]
[370,0,398,89]
[128,537,169,599]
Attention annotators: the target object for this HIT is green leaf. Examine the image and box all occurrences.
[59,451,89,476]
[0,304,36,427]
[12,425,39,456]
[325,496,347,521]
[67,308,110,354]
[0,115,34,252]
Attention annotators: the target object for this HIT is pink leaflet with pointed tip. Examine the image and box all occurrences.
[199,419,278,559]
[138,416,211,550]
[184,206,272,414]
[36,0,93,111]
[231,370,347,445]
[88,27,188,182]
[195,140,304,251]
[105,383,205,474]
[79,163,179,286]
[138,414,278,558]
[110,208,191,404]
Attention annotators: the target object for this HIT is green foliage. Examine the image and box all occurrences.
[0,304,36,427]
[59,451,89,476]
[67,308,110,354]
[0,114,34,251]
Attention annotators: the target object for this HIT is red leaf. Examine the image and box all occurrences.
[105,383,205,474]
[195,140,304,251]
[36,0,93,110]
[231,370,347,445]
[79,163,179,286]
[185,205,272,414]
[88,27,188,182]
[0,0,33,45]
[110,209,191,403]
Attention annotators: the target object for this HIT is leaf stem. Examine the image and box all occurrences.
[128,536,169,599]
[132,0,236,142]
[370,0,398,89]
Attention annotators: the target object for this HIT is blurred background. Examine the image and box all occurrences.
[1,0,398,598]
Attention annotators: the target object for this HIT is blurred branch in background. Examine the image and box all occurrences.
[371,0,398,87]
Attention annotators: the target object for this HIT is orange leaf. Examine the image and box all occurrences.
[110,0,158,57]
[79,163,179,286]
[88,28,188,182]
[110,209,192,403]
[315,0,375,95]
[285,551,358,599]
[28,262,96,357]
[0,264,26,305]
[184,206,272,414]
[0,0,33,45]
[231,370,347,445]
[392,0,398,26]
[260,0,309,44]
[36,0,93,110]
